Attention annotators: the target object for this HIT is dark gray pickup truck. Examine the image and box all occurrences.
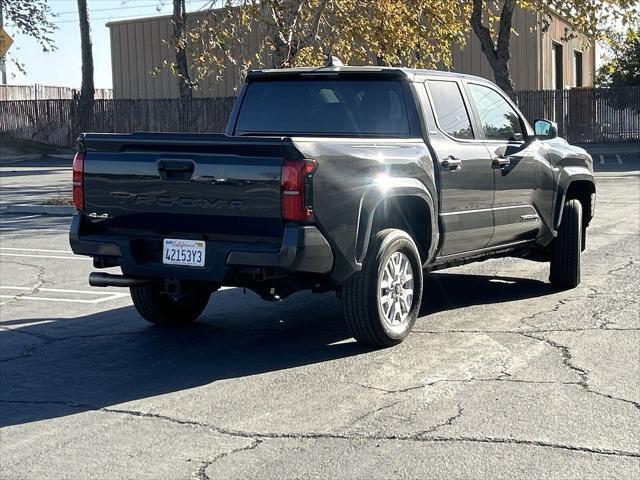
[70,66,596,347]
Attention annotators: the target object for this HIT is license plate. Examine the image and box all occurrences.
[162,239,206,267]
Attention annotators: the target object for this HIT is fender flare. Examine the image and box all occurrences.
[354,177,438,265]
[553,168,596,230]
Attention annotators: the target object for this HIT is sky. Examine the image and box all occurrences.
[4,0,212,89]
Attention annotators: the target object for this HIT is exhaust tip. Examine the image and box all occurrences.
[89,272,149,288]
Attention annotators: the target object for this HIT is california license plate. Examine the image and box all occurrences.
[162,239,206,267]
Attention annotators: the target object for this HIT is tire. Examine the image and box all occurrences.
[341,228,423,347]
[130,282,211,326]
[550,199,582,290]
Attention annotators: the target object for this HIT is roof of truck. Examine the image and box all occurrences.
[245,65,490,84]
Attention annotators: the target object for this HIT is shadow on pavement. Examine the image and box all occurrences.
[0,214,72,235]
[421,272,550,315]
[0,272,550,427]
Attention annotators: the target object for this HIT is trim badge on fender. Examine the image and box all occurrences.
[520,213,539,222]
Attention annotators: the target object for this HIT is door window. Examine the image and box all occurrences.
[426,80,473,140]
[468,84,524,141]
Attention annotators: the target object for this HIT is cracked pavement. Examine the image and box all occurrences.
[0,174,639,479]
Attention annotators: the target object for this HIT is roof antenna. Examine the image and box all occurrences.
[324,53,343,67]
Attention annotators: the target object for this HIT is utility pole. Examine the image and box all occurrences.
[0,1,6,84]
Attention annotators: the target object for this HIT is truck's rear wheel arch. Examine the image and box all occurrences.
[358,195,433,265]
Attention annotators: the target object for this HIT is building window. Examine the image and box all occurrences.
[574,51,583,87]
[552,42,564,90]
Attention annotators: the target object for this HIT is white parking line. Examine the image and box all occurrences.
[1,286,124,294]
[0,295,127,304]
[616,154,624,165]
[0,253,86,260]
[0,286,129,304]
[0,215,41,221]
[0,247,74,254]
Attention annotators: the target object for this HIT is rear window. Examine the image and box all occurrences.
[235,80,411,137]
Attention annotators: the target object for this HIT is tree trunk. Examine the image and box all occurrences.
[77,0,94,132]
[265,0,306,68]
[470,0,516,92]
[173,0,192,101]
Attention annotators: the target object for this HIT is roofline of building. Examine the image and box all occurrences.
[106,8,213,27]
[246,65,491,84]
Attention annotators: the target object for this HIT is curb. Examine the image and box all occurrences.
[579,144,640,155]
[594,171,640,178]
[0,153,74,166]
[0,205,76,215]
[45,154,75,161]
[0,155,42,165]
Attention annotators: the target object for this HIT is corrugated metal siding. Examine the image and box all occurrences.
[539,15,595,89]
[451,8,538,90]
[108,12,255,99]
[108,9,596,98]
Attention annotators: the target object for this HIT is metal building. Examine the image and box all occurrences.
[108,8,595,99]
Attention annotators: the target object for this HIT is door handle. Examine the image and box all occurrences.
[442,156,462,171]
[492,155,511,168]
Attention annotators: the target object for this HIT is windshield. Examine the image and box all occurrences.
[235,79,411,137]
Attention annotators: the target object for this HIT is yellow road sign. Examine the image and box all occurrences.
[0,28,14,58]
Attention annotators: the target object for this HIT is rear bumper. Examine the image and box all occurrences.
[69,215,333,283]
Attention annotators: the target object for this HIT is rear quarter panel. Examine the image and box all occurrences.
[292,137,436,282]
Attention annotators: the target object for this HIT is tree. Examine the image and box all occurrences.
[1,0,57,75]
[77,0,94,131]
[470,0,516,92]
[597,22,640,87]
[469,0,640,92]
[172,0,193,100]
[170,1,471,92]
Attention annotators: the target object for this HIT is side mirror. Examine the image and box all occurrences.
[533,118,558,140]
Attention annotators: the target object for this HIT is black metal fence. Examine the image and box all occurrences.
[511,87,640,143]
[1,87,639,147]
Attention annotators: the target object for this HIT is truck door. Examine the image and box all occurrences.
[464,82,553,247]
[421,80,495,257]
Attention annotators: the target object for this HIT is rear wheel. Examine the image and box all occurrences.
[550,199,582,290]
[130,282,211,326]
[341,228,423,347]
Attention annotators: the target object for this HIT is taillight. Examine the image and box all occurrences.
[281,159,317,222]
[72,152,85,211]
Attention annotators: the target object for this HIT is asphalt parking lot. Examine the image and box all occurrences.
[1,153,639,479]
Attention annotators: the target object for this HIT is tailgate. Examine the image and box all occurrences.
[81,133,290,241]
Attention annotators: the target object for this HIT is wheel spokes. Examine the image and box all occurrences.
[378,250,416,327]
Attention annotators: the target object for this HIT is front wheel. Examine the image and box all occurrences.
[341,228,423,347]
[550,199,582,290]
[130,282,211,326]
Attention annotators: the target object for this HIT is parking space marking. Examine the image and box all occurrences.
[0,286,129,304]
[1,247,74,254]
[616,154,624,164]
[0,253,87,260]
[0,215,41,222]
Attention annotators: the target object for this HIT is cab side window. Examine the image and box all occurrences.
[426,80,474,140]
[468,84,524,141]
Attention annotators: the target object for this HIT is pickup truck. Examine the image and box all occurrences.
[70,65,596,347]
